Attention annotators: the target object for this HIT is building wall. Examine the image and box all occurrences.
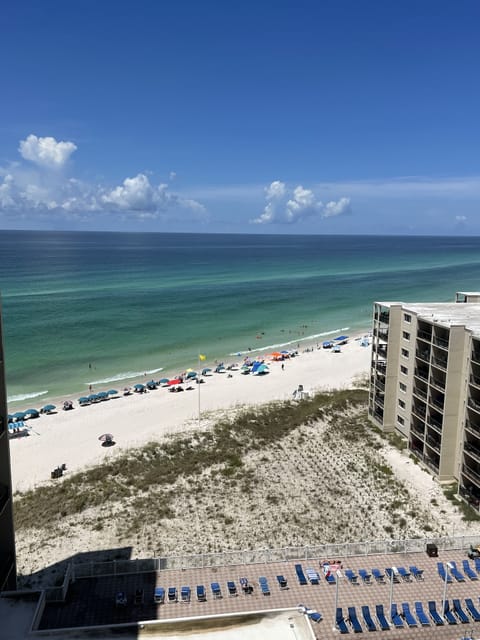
[0,299,17,591]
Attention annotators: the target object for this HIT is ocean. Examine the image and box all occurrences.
[2,230,480,408]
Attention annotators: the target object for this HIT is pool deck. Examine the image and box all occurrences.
[38,548,480,638]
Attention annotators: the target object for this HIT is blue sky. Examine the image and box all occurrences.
[1,0,480,234]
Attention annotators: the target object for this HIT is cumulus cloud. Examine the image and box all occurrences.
[456,215,467,222]
[251,180,351,224]
[19,134,77,169]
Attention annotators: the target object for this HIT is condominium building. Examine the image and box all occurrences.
[369,292,480,511]
[0,299,16,590]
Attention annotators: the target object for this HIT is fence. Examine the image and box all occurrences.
[71,534,480,581]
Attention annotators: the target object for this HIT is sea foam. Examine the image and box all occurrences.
[7,390,48,403]
[229,327,350,356]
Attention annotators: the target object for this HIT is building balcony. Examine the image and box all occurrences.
[379,312,390,324]
[374,395,384,407]
[433,336,449,349]
[415,349,431,363]
[427,418,443,432]
[465,419,480,438]
[426,438,441,453]
[412,404,426,420]
[410,425,425,439]
[430,377,446,391]
[459,484,480,508]
[462,464,480,487]
[464,444,480,464]
[414,369,429,381]
[430,396,444,411]
[432,356,448,371]
[468,398,480,414]
[470,374,480,389]
[375,346,387,359]
[413,386,428,400]
[375,380,385,391]
[417,330,432,342]
[472,350,480,365]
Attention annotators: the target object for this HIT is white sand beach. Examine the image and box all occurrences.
[9,337,371,494]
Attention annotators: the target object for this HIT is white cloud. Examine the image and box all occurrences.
[251,180,351,224]
[456,215,467,222]
[19,134,77,169]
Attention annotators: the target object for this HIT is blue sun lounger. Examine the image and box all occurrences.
[347,606,363,633]
[428,601,444,625]
[259,576,270,595]
[308,611,322,623]
[475,557,480,572]
[397,567,411,581]
[390,603,404,628]
[154,587,165,604]
[358,569,372,584]
[345,569,358,584]
[181,586,190,602]
[465,598,480,621]
[414,601,430,626]
[167,586,177,602]
[336,608,349,634]
[437,562,453,583]
[227,580,237,596]
[402,602,417,627]
[462,559,478,580]
[196,585,206,601]
[385,567,400,583]
[443,600,457,624]
[449,561,465,582]
[375,604,390,631]
[361,605,376,631]
[372,568,385,583]
[211,582,221,598]
[453,599,469,623]
[409,565,424,580]
[306,568,320,584]
[277,575,288,589]
[295,563,308,585]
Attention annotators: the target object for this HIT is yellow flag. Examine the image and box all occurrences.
[199,354,207,361]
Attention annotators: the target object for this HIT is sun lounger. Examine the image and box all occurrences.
[345,569,359,584]
[227,580,237,596]
[361,605,376,631]
[401,602,417,627]
[259,576,270,595]
[358,569,372,584]
[211,582,221,598]
[428,600,444,625]
[336,607,349,634]
[390,603,404,628]
[449,561,465,582]
[347,606,363,633]
[443,600,457,624]
[276,575,288,589]
[181,586,190,602]
[465,598,480,621]
[409,565,424,581]
[307,610,322,623]
[306,568,320,584]
[437,562,453,583]
[475,557,480,572]
[397,567,411,582]
[462,559,478,580]
[453,598,469,623]
[167,587,177,602]
[375,604,390,630]
[414,601,430,626]
[154,587,165,604]
[385,567,400,583]
[196,585,206,601]
[295,563,308,585]
[372,568,385,583]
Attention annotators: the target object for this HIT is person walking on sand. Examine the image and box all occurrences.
[281,363,285,371]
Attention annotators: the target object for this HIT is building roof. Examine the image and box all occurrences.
[377,301,480,335]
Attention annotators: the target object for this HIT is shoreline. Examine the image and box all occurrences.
[9,332,371,494]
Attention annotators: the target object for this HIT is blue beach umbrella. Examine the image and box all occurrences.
[201,368,212,375]
[186,371,197,379]
[78,397,90,404]
[158,378,169,384]
[25,408,39,417]
[134,383,145,390]
[8,414,13,422]
[13,411,26,420]
[88,393,99,402]
[42,404,56,412]
[97,391,108,400]
[107,389,118,396]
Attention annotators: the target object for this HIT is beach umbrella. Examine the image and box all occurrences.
[134,383,145,390]
[13,411,26,420]
[186,371,197,379]
[256,364,269,375]
[97,391,108,400]
[8,414,13,422]
[158,378,169,384]
[42,404,56,412]
[98,433,114,441]
[25,408,39,417]
[88,393,99,402]
[78,397,90,404]
[201,368,211,375]
[107,389,118,396]
[168,378,181,386]
[146,380,157,388]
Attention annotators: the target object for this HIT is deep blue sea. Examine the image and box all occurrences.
[2,230,480,408]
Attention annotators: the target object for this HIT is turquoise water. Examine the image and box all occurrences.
[2,231,480,407]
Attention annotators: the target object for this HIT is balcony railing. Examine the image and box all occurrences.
[430,377,446,390]
[464,445,480,463]
[465,419,480,437]
[428,417,443,432]
[431,397,444,410]
[410,425,425,438]
[413,386,428,400]
[374,395,384,407]
[433,336,449,349]
[416,350,431,362]
[462,465,480,486]
[468,398,480,414]
[375,380,385,391]
[417,330,432,342]
[432,356,448,370]
[379,312,390,324]
[470,374,480,388]
[414,369,429,381]
[426,438,441,453]
[472,350,480,364]
[376,347,387,359]
[412,404,426,419]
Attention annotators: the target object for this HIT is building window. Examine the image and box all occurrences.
[404,314,412,323]
[399,382,407,392]
[398,399,406,409]
[397,415,405,425]
[403,331,410,340]
[400,365,408,375]
[401,348,409,358]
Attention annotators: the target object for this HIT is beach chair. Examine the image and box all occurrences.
[167,587,177,602]
[154,587,165,604]
[196,584,206,601]
[437,562,453,583]
[361,605,376,631]
[465,597,480,621]
[180,586,191,603]
[414,601,430,626]
[239,577,253,594]
[401,602,417,627]
[347,606,363,633]
[295,563,308,585]
[409,565,424,581]
[385,567,400,583]
[372,568,385,583]
[453,598,469,623]
[306,568,320,584]
[390,603,404,628]
[308,611,322,623]
[449,561,465,582]
[375,604,390,631]
[462,559,478,580]
[358,569,372,584]
[474,557,480,573]
[345,569,359,584]
[276,575,288,589]
[428,600,444,625]
[336,607,349,634]
[443,600,457,624]
[211,582,222,598]
[227,580,237,596]
[397,566,411,582]
[258,576,270,595]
